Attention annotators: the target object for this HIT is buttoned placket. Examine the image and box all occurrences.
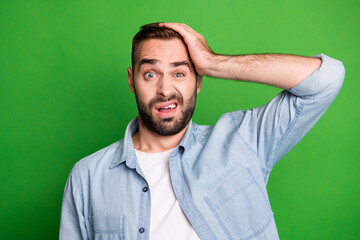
[134,159,151,240]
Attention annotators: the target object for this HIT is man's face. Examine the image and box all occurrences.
[128,38,202,136]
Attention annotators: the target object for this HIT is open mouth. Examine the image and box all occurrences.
[154,101,178,117]
[157,103,177,112]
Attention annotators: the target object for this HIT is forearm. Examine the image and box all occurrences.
[159,23,322,90]
[207,53,322,90]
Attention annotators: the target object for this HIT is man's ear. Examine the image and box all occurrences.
[127,67,135,93]
[196,75,202,94]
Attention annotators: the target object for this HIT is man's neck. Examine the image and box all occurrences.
[132,120,189,153]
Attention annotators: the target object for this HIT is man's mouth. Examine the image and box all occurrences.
[157,103,177,112]
[154,101,178,116]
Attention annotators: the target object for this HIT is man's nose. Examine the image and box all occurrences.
[157,77,174,97]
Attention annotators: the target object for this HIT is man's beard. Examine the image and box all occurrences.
[135,89,197,136]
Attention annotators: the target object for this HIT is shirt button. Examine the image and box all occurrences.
[139,227,145,233]
[142,186,148,192]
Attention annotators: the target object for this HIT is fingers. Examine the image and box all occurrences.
[158,22,198,42]
[158,22,212,76]
[159,22,195,33]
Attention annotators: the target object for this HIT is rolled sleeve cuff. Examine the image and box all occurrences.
[288,54,345,97]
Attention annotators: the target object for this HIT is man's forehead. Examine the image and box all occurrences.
[138,38,190,61]
[136,38,193,71]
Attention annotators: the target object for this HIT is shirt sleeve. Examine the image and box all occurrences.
[232,54,345,175]
[59,164,88,240]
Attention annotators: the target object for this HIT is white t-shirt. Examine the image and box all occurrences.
[135,149,200,240]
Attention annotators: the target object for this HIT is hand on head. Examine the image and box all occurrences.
[158,22,214,77]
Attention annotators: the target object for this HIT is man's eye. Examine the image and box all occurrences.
[174,72,184,77]
[145,72,156,78]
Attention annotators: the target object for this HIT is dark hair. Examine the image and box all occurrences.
[131,23,186,70]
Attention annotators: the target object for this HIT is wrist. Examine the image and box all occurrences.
[206,54,231,78]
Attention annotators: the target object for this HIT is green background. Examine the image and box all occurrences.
[1,0,359,239]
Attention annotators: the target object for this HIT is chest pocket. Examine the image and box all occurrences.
[204,168,273,240]
[89,216,127,240]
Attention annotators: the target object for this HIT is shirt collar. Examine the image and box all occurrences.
[109,117,195,169]
[109,117,139,169]
[178,119,194,151]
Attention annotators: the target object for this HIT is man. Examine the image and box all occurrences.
[60,22,345,240]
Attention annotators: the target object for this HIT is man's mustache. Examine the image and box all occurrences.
[149,94,184,108]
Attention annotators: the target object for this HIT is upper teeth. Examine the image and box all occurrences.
[163,104,176,109]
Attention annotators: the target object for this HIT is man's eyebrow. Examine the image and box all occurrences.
[138,58,160,68]
[170,61,191,70]
[138,59,192,70]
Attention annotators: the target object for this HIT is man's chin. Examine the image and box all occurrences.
[161,116,176,123]
[147,118,187,136]
[154,120,179,133]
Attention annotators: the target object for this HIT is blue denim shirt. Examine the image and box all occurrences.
[60,54,345,240]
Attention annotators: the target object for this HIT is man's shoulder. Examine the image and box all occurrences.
[191,110,248,139]
[203,110,249,130]
[74,139,124,174]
